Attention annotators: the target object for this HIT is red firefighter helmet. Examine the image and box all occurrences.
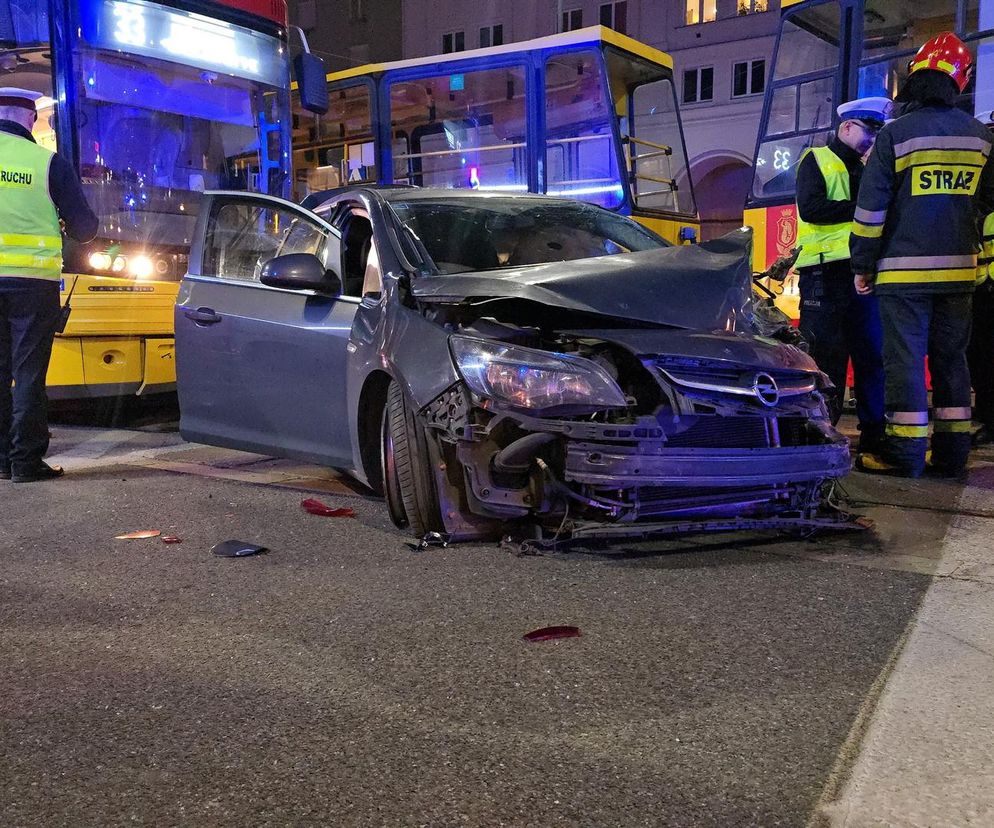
[908,32,973,93]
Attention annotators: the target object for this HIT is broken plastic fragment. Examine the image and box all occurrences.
[115,530,161,540]
[523,625,581,642]
[161,535,182,544]
[300,498,356,518]
[211,540,267,558]
[417,531,450,550]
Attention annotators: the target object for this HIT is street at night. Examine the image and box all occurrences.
[3,404,993,826]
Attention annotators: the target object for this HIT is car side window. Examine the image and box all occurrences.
[338,207,382,297]
[204,201,336,282]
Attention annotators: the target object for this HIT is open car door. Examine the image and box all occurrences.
[175,192,358,467]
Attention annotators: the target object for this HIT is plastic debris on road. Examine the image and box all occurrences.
[417,531,450,550]
[114,530,161,540]
[523,625,582,642]
[211,540,267,558]
[161,535,182,544]
[301,498,356,518]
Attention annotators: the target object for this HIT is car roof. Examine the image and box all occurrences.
[377,188,573,206]
[302,185,590,213]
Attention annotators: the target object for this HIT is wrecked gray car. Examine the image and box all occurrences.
[175,188,849,542]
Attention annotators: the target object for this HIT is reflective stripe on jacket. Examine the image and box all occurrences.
[850,105,994,294]
[0,132,62,281]
[978,213,994,284]
[795,146,852,268]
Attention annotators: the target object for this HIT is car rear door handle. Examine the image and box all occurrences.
[184,307,222,325]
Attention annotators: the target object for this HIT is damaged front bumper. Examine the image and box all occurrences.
[565,442,851,488]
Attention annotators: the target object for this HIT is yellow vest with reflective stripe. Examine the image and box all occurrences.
[978,213,994,285]
[795,146,852,269]
[0,132,62,281]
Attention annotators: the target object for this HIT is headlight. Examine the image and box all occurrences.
[450,335,628,411]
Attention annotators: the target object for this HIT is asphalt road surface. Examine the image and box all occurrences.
[0,406,944,827]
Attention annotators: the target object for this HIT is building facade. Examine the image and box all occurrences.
[401,0,784,238]
[289,0,405,73]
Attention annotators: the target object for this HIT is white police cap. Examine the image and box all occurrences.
[837,96,893,126]
[0,87,43,110]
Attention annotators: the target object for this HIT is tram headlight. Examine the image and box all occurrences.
[111,255,127,272]
[130,255,154,279]
[89,252,113,270]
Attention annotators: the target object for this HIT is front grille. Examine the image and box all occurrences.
[665,417,770,448]
[655,362,817,400]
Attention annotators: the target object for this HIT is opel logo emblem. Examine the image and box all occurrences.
[753,372,780,407]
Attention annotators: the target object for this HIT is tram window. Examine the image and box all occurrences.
[0,48,57,150]
[292,83,376,199]
[630,78,695,215]
[772,2,840,81]
[799,77,834,131]
[767,85,797,136]
[751,133,830,200]
[74,46,290,248]
[545,51,623,209]
[388,66,527,192]
[861,0,938,67]
[858,0,961,99]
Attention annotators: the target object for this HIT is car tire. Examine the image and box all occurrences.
[382,380,445,536]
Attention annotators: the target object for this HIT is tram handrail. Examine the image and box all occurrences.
[395,142,527,160]
[623,135,673,155]
[634,172,678,189]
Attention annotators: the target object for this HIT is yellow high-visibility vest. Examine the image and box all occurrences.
[0,132,63,281]
[795,146,852,269]
[977,213,994,284]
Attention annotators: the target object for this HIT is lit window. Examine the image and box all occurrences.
[733,59,766,97]
[682,66,714,104]
[599,1,628,34]
[685,0,717,24]
[561,8,583,31]
[738,0,768,14]
[441,31,465,54]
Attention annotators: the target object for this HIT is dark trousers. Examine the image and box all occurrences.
[0,279,60,472]
[878,292,973,473]
[798,260,885,446]
[968,281,994,429]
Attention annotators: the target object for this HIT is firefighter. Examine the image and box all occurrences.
[852,34,994,478]
[969,113,994,445]
[795,97,890,452]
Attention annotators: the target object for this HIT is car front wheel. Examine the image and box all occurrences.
[381,380,446,536]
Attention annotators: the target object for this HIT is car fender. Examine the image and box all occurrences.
[345,274,459,487]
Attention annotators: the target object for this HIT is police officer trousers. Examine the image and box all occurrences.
[798,260,885,447]
[0,278,61,473]
[878,292,973,475]
[968,280,994,431]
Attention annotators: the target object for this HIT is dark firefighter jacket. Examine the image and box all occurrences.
[850,104,994,293]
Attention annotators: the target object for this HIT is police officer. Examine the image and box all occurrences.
[0,87,98,483]
[795,97,890,452]
[969,113,994,445]
[852,34,994,478]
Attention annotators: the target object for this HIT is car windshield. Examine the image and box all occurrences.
[390,197,667,274]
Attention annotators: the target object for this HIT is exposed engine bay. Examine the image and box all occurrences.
[415,288,851,543]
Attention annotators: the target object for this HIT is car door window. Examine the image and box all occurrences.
[337,207,382,297]
[204,200,336,282]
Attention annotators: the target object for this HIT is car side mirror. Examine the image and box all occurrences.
[260,253,342,295]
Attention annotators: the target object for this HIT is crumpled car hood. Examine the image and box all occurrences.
[558,327,820,373]
[411,228,755,332]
